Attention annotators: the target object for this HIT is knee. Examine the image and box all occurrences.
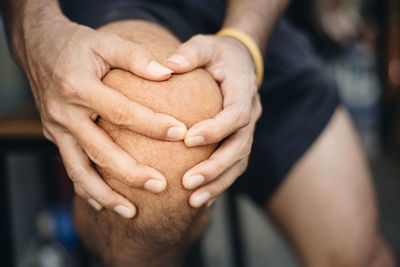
[73,189,210,265]
[359,236,395,267]
[123,188,210,246]
[323,235,395,267]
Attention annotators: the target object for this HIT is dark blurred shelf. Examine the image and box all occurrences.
[0,101,44,139]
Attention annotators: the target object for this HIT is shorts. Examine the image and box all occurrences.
[60,0,340,206]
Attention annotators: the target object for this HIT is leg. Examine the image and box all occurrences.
[267,108,395,267]
[73,20,222,267]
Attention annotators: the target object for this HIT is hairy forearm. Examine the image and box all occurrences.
[0,0,68,67]
[222,0,290,52]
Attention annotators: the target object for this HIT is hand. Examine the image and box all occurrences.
[165,34,262,208]
[22,17,187,218]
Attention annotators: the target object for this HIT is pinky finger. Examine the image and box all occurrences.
[73,184,103,211]
[189,158,249,208]
[57,133,137,218]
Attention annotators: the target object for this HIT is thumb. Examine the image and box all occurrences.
[97,35,173,81]
[164,34,215,73]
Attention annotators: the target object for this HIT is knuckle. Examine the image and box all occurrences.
[73,184,86,196]
[133,43,147,55]
[187,34,211,50]
[145,114,163,138]
[122,172,137,187]
[94,194,107,206]
[237,139,252,159]
[125,42,145,62]
[191,34,206,43]
[60,75,81,99]
[237,107,251,127]
[86,143,108,164]
[111,103,130,124]
[211,159,227,176]
[65,166,84,183]
[205,123,221,139]
[43,100,65,123]
[95,191,114,206]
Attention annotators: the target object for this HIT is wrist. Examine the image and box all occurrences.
[221,0,291,54]
[216,28,264,87]
[6,0,69,69]
[222,12,268,51]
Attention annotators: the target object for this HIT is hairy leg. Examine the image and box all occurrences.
[73,20,222,267]
[267,108,395,267]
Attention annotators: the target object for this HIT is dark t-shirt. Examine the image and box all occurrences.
[60,0,226,41]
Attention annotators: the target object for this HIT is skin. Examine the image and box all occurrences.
[267,108,396,267]
[1,0,188,218]
[75,20,395,266]
[1,0,396,266]
[0,0,289,215]
[164,0,290,207]
[74,20,223,267]
[163,0,396,266]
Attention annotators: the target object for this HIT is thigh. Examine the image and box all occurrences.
[267,107,379,266]
[233,19,340,203]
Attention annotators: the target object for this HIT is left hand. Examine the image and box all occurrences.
[164,34,262,208]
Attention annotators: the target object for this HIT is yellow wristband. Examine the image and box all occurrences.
[216,28,264,87]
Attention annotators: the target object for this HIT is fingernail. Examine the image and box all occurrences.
[207,198,216,207]
[191,192,211,208]
[167,126,186,140]
[184,174,205,190]
[87,198,102,211]
[114,205,135,218]
[185,136,205,147]
[147,60,173,75]
[144,179,166,193]
[166,55,188,66]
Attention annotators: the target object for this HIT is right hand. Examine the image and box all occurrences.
[20,17,187,218]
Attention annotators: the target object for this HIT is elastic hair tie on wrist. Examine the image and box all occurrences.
[216,28,264,87]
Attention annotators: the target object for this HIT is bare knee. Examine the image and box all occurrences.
[73,20,222,266]
[73,193,209,267]
[323,235,395,267]
[120,188,210,246]
[268,108,395,267]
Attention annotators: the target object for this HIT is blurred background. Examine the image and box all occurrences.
[0,0,399,266]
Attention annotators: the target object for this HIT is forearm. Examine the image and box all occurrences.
[0,0,68,68]
[222,0,290,52]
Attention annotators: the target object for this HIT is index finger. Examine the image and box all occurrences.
[79,79,187,141]
[184,78,255,147]
[67,116,167,193]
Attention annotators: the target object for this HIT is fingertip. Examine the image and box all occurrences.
[164,54,189,69]
[190,191,211,208]
[87,198,103,211]
[184,135,205,147]
[146,167,167,191]
[114,204,136,219]
[146,60,173,78]
[166,124,187,141]
[183,174,205,190]
[144,179,167,193]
